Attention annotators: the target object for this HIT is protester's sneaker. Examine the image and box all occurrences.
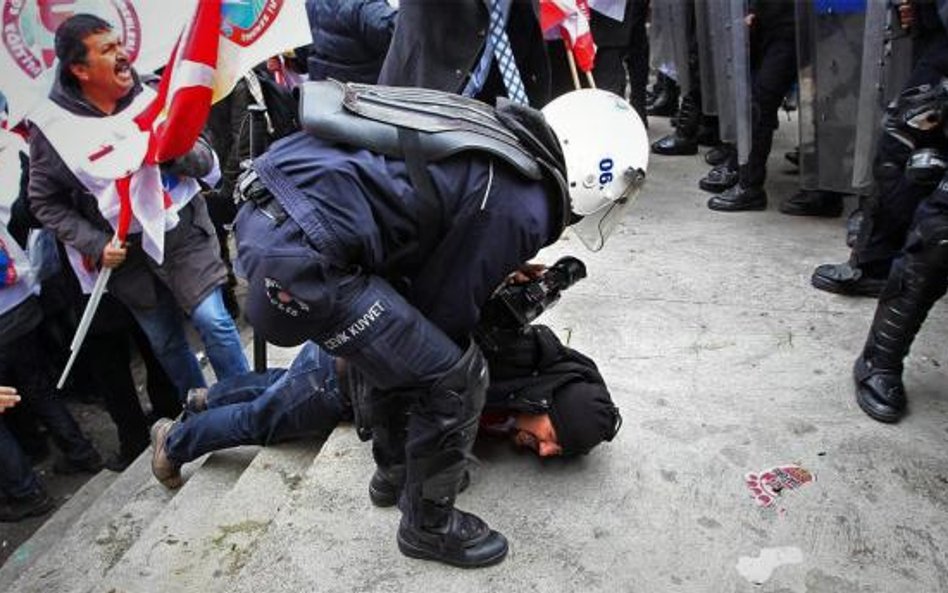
[150,419,183,489]
[185,388,209,414]
[0,489,56,523]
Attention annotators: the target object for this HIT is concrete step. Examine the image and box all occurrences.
[228,427,405,593]
[6,450,205,593]
[0,470,118,591]
[89,446,260,593]
[93,441,320,593]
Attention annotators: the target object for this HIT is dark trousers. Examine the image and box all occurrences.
[0,418,41,499]
[165,342,343,463]
[0,326,97,468]
[735,32,796,188]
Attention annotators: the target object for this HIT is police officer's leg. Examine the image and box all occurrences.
[854,193,948,422]
[708,34,796,211]
[320,276,507,568]
[367,389,410,507]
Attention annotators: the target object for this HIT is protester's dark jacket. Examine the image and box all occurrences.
[484,324,608,413]
[28,74,227,312]
[305,0,396,84]
[377,0,551,107]
[205,77,265,227]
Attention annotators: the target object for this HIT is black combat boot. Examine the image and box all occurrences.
[646,72,679,117]
[705,143,735,167]
[854,232,948,422]
[651,91,700,156]
[397,343,508,568]
[696,115,721,147]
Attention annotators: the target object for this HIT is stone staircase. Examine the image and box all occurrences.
[0,437,324,593]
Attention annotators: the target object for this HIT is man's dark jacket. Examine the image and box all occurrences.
[377,0,551,107]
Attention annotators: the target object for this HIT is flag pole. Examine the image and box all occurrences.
[56,242,117,390]
[585,70,596,89]
[564,42,582,90]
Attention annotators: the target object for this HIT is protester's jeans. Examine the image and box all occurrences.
[165,342,343,464]
[0,419,41,499]
[131,283,248,401]
[190,286,249,379]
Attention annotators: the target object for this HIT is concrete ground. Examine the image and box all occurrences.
[231,116,948,592]
[4,113,948,592]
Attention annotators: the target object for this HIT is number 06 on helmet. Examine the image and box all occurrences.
[542,89,649,251]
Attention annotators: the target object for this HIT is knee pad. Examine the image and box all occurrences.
[906,213,948,269]
[422,341,488,427]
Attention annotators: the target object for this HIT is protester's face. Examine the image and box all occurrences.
[512,414,563,457]
[71,30,133,101]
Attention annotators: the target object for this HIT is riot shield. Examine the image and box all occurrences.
[649,0,693,95]
[851,0,913,190]
[708,0,751,164]
[695,0,717,116]
[796,0,866,194]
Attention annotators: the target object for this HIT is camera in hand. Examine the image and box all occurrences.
[476,256,587,352]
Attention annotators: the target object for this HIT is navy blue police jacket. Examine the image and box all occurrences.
[252,131,559,341]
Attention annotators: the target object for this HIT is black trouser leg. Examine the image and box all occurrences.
[742,34,797,188]
[84,332,150,456]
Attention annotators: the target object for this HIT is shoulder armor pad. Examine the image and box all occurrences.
[299,80,544,180]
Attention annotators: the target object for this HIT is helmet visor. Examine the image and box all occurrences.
[569,170,645,251]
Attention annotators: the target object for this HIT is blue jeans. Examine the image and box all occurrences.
[131,283,248,401]
[165,342,343,463]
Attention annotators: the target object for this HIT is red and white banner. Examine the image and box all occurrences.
[0,0,192,125]
[539,0,597,73]
[0,0,311,126]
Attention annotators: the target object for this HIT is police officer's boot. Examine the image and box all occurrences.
[854,222,948,422]
[397,343,508,568]
[651,91,700,156]
[646,72,679,117]
[368,391,409,507]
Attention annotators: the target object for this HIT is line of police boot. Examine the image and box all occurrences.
[652,91,721,157]
[646,72,679,118]
[853,225,948,422]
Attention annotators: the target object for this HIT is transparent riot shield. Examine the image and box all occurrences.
[695,0,717,116]
[796,0,866,194]
[649,0,693,94]
[851,0,913,190]
[711,0,752,164]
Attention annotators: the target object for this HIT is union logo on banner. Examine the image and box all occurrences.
[220,0,281,48]
[1,0,141,80]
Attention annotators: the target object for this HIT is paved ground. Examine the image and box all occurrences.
[4,112,948,592]
[234,115,948,592]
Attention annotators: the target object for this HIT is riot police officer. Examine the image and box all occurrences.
[233,83,647,567]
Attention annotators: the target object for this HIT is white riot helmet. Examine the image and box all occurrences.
[542,89,648,251]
